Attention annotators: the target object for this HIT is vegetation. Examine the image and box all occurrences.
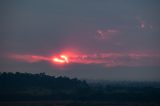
[0,72,160,103]
[0,72,89,101]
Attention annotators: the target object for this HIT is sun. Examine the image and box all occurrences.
[52,55,69,64]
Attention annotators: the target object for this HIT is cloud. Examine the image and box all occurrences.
[5,51,160,67]
[95,29,119,40]
[70,51,160,67]
[135,16,153,30]
[7,54,50,63]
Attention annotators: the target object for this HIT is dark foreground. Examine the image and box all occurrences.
[0,101,160,106]
[1,73,160,106]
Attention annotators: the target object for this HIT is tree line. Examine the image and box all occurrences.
[0,72,160,102]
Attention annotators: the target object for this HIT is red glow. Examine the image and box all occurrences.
[52,55,69,64]
[60,55,69,63]
[7,51,160,67]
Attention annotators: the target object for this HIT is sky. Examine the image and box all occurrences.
[0,0,160,81]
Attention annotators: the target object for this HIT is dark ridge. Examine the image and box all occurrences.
[0,72,89,101]
[0,72,160,103]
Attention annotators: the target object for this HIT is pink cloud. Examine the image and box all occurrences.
[8,54,50,63]
[69,51,160,67]
[6,51,160,67]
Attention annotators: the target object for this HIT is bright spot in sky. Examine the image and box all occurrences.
[60,55,69,63]
[52,55,69,64]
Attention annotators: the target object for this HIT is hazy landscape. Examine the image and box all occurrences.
[0,72,160,106]
[1,0,160,106]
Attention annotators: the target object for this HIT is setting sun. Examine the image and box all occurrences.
[52,55,69,64]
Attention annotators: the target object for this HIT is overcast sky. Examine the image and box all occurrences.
[1,0,160,81]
